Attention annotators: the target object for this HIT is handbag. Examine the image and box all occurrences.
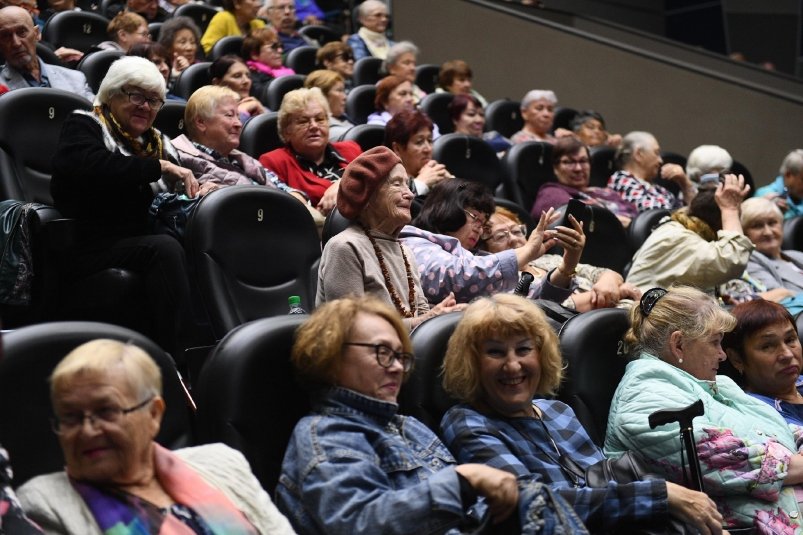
[148,192,202,242]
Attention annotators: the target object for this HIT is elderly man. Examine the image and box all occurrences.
[756,149,803,219]
[0,6,93,100]
[261,0,308,53]
[346,0,394,61]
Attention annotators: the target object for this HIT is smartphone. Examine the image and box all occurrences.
[558,199,592,230]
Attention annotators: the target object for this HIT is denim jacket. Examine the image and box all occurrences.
[276,387,474,535]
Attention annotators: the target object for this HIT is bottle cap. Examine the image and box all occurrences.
[288,295,301,306]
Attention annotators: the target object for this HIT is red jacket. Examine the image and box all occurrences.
[259,141,363,205]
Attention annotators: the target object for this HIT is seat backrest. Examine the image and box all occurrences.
[432,133,503,192]
[238,111,281,159]
[419,92,454,135]
[172,61,212,101]
[783,216,803,251]
[194,314,310,492]
[352,56,383,86]
[500,140,555,210]
[397,311,464,433]
[336,123,385,151]
[557,308,631,447]
[484,99,522,139]
[297,24,341,47]
[173,2,220,34]
[285,45,317,75]
[0,88,92,203]
[210,35,244,61]
[627,208,670,254]
[185,186,321,339]
[266,74,306,111]
[551,106,577,133]
[148,21,162,41]
[415,63,440,94]
[36,42,64,66]
[153,100,188,140]
[344,84,377,125]
[77,49,124,94]
[589,146,618,188]
[42,11,110,53]
[320,205,351,247]
[731,159,754,198]
[0,321,194,487]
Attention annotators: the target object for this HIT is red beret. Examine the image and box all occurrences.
[337,146,402,220]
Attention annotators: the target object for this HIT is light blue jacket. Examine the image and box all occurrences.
[756,176,803,220]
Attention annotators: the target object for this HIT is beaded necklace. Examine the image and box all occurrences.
[364,229,416,318]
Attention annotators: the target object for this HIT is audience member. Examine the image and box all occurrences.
[303,69,352,138]
[346,0,393,61]
[626,177,752,293]
[0,6,94,100]
[440,293,722,533]
[128,42,183,100]
[385,109,450,198]
[756,149,803,219]
[96,11,149,52]
[436,59,487,107]
[18,339,295,533]
[510,89,571,145]
[200,0,264,55]
[608,131,697,212]
[316,147,463,330]
[210,54,265,121]
[156,16,201,82]
[383,40,425,103]
[605,285,803,533]
[242,26,294,99]
[448,93,510,153]
[531,136,637,226]
[570,110,621,148]
[262,0,307,53]
[315,41,354,91]
[259,87,361,213]
[368,74,442,136]
[399,180,582,305]
[685,144,732,184]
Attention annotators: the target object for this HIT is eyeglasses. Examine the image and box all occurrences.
[640,287,668,317]
[366,12,389,19]
[335,52,354,62]
[464,209,492,237]
[134,29,151,37]
[343,342,415,372]
[559,158,590,167]
[51,397,154,434]
[292,114,328,130]
[121,89,164,110]
[264,41,282,52]
[486,224,527,243]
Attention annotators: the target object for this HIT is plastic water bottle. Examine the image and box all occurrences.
[513,272,535,297]
[288,295,307,315]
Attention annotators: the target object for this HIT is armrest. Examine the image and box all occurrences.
[27,206,76,252]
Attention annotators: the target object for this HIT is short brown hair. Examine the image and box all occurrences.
[242,26,278,60]
[438,59,472,91]
[304,69,344,96]
[374,74,406,111]
[107,11,146,39]
[442,294,562,403]
[316,41,352,66]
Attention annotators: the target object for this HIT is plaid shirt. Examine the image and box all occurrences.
[440,400,668,531]
[607,170,681,212]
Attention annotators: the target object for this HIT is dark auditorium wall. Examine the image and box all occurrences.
[393,0,803,185]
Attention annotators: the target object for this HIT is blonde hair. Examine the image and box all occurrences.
[740,196,783,228]
[50,339,162,401]
[442,294,562,402]
[277,87,330,143]
[625,285,735,357]
[107,11,146,39]
[184,85,240,139]
[292,296,412,387]
[304,69,344,97]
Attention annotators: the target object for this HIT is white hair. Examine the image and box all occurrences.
[358,0,387,19]
[615,131,657,167]
[95,56,166,107]
[385,41,418,67]
[520,89,557,110]
[781,149,803,176]
[740,196,783,228]
[686,145,732,182]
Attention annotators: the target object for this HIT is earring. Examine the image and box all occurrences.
[678,357,684,364]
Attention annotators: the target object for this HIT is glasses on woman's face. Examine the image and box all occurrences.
[559,157,590,168]
[121,88,164,110]
[464,209,492,237]
[51,397,154,435]
[343,342,415,372]
[335,52,354,62]
[264,41,282,52]
[487,224,527,244]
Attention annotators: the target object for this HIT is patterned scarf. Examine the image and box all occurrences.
[72,444,258,535]
[94,105,164,160]
[671,208,717,242]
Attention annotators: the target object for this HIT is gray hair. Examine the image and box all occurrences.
[615,131,656,168]
[740,196,783,228]
[781,149,803,176]
[358,0,387,19]
[385,41,418,69]
[686,144,732,182]
[95,56,166,107]
[520,89,557,111]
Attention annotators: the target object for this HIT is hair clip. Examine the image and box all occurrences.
[640,287,667,316]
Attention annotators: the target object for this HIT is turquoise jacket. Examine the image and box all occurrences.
[605,353,803,534]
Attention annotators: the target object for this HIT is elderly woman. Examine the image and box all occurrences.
[606,285,803,533]
[449,93,511,154]
[17,339,294,534]
[756,149,803,219]
[157,16,201,82]
[483,207,640,311]
[50,56,202,361]
[315,42,354,91]
[259,87,363,214]
[724,300,803,426]
[210,55,266,122]
[384,41,426,103]
[570,110,621,149]
[385,109,450,198]
[367,75,413,125]
[346,0,394,61]
[440,294,723,533]
[531,136,638,226]
[242,27,295,99]
[436,59,487,107]
[96,12,150,52]
[277,295,586,534]
[200,0,264,55]
[626,177,753,293]
[317,147,464,330]
[399,180,583,305]
[608,131,697,212]
[304,69,353,139]
[510,90,572,145]
[686,144,733,184]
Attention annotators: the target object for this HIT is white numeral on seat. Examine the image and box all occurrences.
[48,107,55,119]
[257,208,264,222]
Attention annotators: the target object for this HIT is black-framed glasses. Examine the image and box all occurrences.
[559,158,590,167]
[640,287,668,317]
[464,209,492,237]
[264,41,282,52]
[121,89,164,110]
[343,342,415,372]
[51,397,154,434]
[487,224,527,243]
[335,52,354,62]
